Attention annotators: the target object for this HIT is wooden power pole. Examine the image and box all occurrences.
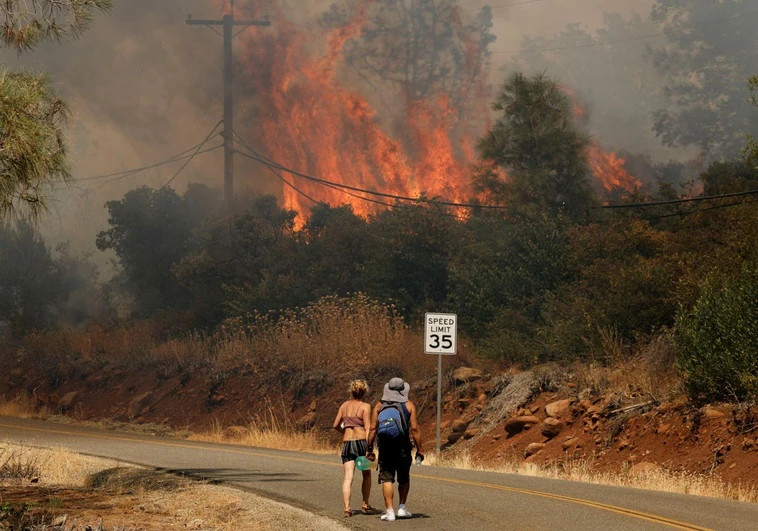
[186,4,270,209]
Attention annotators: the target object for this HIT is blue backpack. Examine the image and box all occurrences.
[377,402,409,442]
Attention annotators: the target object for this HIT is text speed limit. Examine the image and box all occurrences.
[425,313,457,355]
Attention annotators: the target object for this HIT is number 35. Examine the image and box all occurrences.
[429,334,452,349]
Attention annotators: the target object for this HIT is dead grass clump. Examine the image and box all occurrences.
[428,451,758,503]
[0,393,46,419]
[0,447,42,480]
[86,468,188,494]
[573,330,681,402]
[0,445,121,486]
[192,413,336,455]
[212,294,434,385]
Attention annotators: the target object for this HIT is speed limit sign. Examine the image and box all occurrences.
[425,313,457,355]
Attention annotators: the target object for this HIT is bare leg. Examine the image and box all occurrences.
[399,481,410,505]
[361,470,371,508]
[382,481,394,511]
[342,461,355,512]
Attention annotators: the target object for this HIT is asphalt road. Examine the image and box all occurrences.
[1,417,757,530]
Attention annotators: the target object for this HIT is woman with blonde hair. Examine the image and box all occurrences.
[333,379,375,517]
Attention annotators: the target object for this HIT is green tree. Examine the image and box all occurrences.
[675,266,758,403]
[0,0,112,216]
[476,72,597,220]
[363,203,462,317]
[298,204,370,299]
[96,185,217,316]
[0,220,67,333]
[650,0,758,160]
[175,195,300,323]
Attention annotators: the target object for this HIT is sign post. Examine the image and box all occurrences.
[424,312,457,455]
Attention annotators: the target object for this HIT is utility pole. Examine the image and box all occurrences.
[186,3,270,209]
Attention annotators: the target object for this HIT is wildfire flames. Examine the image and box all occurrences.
[229,0,639,220]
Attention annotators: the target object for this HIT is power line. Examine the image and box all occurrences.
[597,196,758,223]
[162,122,225,189]
[236,147,509,210]
[73,141,214,183]
[233,133,399,208]
[597,188,758,209]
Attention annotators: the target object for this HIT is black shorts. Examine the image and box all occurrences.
[378,447,412,484]
[341,440,368,464]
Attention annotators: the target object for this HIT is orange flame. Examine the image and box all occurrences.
[232,0,479,221]
[230,1,638,221]
[561,86,641,193]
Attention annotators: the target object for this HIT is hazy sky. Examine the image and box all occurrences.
[1,0,671,251]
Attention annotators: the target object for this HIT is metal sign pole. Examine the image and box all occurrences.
[436,352,442,454]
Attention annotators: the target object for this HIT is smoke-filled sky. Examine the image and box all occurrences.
[1,0,683,253]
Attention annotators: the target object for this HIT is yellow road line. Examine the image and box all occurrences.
[0,421,712,530]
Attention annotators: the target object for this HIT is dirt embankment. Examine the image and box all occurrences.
[2,359,758,491]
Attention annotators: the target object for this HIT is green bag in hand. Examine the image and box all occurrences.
[355,456,371,471]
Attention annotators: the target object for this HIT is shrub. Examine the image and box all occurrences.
[675,267,758,403]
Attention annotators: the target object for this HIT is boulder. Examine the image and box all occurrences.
[545,399,573,419]
[463,428,479,440]
[524,442,545,458]
[504,416,540,437]
[128,391,153,418]
[562,437,580,451]
[450,419,469,433]
[631,462,661,474]
[297,412,317,431]
[704,406,725,420]
[453,367,484,385]
[447,431,463,444]
[540,418,564,439]
[58,391,79,410]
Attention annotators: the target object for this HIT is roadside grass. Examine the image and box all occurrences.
[0,442,346,530]
[0,393,46,419]
[425,451,758,504]
[12,294,437,389]
[189,413,337,455]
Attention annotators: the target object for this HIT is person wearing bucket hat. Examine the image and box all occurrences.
[367,377,423,521]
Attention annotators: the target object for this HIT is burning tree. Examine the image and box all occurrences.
[233,0,494,218]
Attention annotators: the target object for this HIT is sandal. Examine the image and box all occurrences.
[344,510,353,518]
[361,505,376,515]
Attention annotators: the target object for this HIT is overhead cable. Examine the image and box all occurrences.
[162,122,225,189]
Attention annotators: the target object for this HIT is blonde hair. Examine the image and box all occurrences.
[350,380,369,399]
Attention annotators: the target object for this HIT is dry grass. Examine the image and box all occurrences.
[213,294,433,384]
[0,393,46,419]
[0,444,120,486]
[0,442,347,531]
[12,295,434,389]
[571,330,682,403]
[426,450,758,503]
[190,414,337,455]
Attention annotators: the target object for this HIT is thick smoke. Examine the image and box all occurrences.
[0,0,692,253]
